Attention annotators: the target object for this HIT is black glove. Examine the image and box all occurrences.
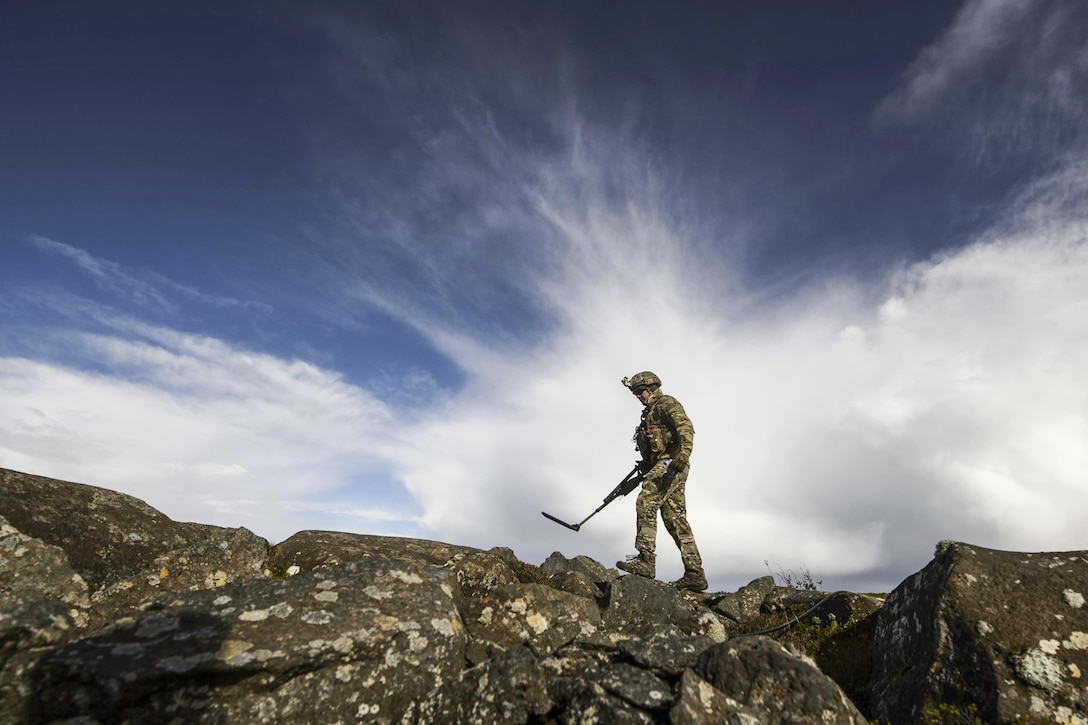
[669,451,689,475]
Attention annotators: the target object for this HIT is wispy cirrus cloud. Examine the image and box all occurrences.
[875,0,1035,122]
[28,235,273,315]
[875,0,1088,164]
[29,235,181,312]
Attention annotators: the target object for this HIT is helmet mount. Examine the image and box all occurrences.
[621,371,662,392]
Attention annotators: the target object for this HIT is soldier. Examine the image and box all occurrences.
[617,371,708,591]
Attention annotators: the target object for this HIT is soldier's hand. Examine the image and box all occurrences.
[669,452,689,475]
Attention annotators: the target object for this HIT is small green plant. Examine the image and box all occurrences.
[922,703,983,725]
[507,558,550,585]
[765,560,823,590]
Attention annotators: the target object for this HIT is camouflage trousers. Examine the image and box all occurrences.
[634,460,703,572]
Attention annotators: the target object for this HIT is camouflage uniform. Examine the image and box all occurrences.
[619,372,706,590]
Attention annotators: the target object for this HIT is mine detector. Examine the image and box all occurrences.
[541,463,646,532]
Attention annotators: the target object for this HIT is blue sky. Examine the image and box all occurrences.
[3,1,1087,593]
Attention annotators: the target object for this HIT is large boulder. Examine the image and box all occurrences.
[0,469,274,632]
[693,635,869,723]
[0,597,83,723]
[0,515,94,721]
[540,551,618,583]
[707,575,776,624]
[23,558,465,724]
[619,631,718,677]
[88,525,271,629]
[602,574,728,640]
[869,541,1088,725]
[0,468,200,591]
[270,529,519,600]
[548,569,605,601]
[1,515,90,622]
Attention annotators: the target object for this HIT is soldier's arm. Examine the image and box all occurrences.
[663,397,695,455]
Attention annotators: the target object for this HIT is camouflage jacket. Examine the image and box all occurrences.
[635,390,695,464]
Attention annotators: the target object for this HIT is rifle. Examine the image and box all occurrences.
[541,463,646,532]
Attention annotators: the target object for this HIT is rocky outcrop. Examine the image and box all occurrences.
[870,541,1088,725]
[0,469,211,592]
[3,467,1087,723]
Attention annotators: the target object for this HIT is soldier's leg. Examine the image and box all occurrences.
[617,460,670,578]
[634,460,671,556]
[661,471,707,590]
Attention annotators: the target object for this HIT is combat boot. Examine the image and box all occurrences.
[671,569,708,592]
[616,552,656,578]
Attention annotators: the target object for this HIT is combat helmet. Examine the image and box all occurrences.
[622,371,662,392]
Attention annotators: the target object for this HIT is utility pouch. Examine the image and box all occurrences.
[644,424,671,454]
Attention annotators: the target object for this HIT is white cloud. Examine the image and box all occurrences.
[0,322,404,543]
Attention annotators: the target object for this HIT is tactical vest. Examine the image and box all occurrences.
[633,399,675,464]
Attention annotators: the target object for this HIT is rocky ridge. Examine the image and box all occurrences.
[1,467,1086,724]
